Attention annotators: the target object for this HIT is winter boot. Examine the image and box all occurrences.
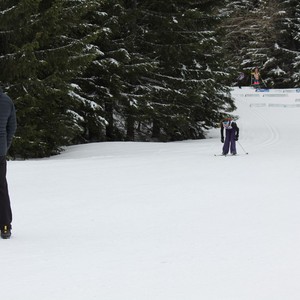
[1,225,11,239]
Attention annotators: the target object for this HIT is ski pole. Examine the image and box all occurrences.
[237,141,249,155]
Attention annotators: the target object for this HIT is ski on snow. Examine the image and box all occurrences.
[214,153,248,156]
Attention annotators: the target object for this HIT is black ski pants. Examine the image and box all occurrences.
[0,156,12,227]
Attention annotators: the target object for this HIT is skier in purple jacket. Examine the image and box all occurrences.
[220,118,239,155]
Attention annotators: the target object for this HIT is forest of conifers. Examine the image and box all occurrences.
[0,0,299,158]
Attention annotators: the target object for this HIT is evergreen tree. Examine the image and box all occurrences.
[0,0,99,158]
[74,0,124,142]
[76,0,157,142]
[223,0,297,88]
[259,0,296,87]
[288,0,300,86]
[222,0,258,84]
[135,0,235,141]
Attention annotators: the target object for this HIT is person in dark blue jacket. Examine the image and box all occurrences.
[0,88,17,239]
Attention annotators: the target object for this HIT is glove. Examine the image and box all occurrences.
[221,137,224,143]
[235,136,239,141]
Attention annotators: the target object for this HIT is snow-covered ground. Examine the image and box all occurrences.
[2,87,300,300]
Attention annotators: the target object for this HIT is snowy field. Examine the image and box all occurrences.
[2,87,300,300]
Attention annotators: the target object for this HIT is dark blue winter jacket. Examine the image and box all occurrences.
[0,88,17,156]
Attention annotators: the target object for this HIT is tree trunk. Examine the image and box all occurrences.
[152,119,160,139]
[126,115,135,141]
[105,100,114,140]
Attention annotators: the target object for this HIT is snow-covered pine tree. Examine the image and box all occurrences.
[121,0,160,141]
[259,0,296,87]
[77,0,157,142]
[78,0,236,143]
[223,0,297,88]
[73,0,124,142]
[0,0,99,158]
[288,0,300,86]
[135,0,235,141]
[222,0,258,84]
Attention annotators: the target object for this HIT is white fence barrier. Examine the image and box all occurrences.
[263,94,289,97]
[249,103,267,107]
[268,103,300,108]
[250,103,300,108]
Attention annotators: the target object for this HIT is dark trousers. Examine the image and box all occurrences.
[0,156,12,227]
[222,129,237,155]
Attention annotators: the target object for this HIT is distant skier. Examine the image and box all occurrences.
[220,117,239,155]
[251,67,260,88]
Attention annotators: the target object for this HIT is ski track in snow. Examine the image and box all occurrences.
[235,97,281,151]
[233,87,300,154]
